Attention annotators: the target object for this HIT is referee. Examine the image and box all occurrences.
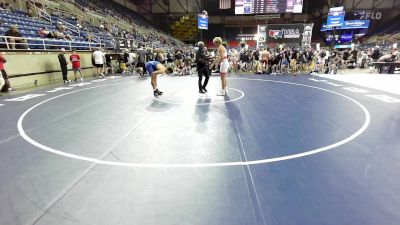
[58,48,70,84]
[195,41,210,94]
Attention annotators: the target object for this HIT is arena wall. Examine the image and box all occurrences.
[2,51,97,89]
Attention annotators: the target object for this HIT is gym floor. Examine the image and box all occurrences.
[0,74,399,225]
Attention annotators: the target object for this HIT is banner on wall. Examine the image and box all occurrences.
[257,24,313,47]
[321,20,370,31]
[266,24,303,43]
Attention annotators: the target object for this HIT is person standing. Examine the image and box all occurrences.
[137,47,147,76]
[105,51,113,75]
[195,41,210,94]
[92,48,105,78]
[70,50,83,82]
[210,37,229,96]
[58,48,70,84]
[0,52,14,92]
[261,48,270,72]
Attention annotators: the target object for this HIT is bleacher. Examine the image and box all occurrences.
[364,15,400,45]
[0,0,185,51]
[0,9,103,50]
[72,0,184,48]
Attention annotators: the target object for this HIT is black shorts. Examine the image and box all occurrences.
[95,64,103,68]
[106,62,112,67]
[1,69,8,79]
[137,62,145,68]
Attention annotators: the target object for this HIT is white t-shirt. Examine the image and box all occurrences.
[129,53,136,64]
[93,51,105,64]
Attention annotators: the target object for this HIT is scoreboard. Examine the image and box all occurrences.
[235,0,303,15]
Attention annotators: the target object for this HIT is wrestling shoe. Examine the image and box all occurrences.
[156,89,163,95]
[216,91,226,96]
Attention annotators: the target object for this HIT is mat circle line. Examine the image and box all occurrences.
[17,78,371,168]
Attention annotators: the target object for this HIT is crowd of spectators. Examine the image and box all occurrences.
[227,44,400,75]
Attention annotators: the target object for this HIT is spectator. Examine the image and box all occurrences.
[87,33,95,43]
[371,47,381,61]
[137,47,147,76]
[8,3,15,13]
[5,25,28,49]
[70,50,83,82]
[77,23,83,30]
[146,48,154,61]
[392,48,399,61]
[0,19,6,49]
[38,27,55,38]
[54,31,72,41]
[56,22,66,32]
[92,48,105,78]
[378,53,396,62]
[0,52,14,92]
[26,0,35,17]
[0,1,6,10]
[105,51,113,75]
[131,22,136,33]
[58,48,71,84]
[54,30,65,39]
[119,51,128,75]
[27,8,34,17]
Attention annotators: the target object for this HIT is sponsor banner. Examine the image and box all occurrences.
[198,14,208,30]
[265,24,305,43]
[321,24,332,31]
[343,20,370,29]
[236,34,256,41]
[302,24,313,47]
[334,44,352,49]
[321,20,370,31]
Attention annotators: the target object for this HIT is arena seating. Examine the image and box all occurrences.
[364,15,400,44]
[0,9,102,50]
[0,0,185,51]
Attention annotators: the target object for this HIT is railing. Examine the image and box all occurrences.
[54,17,80,37]
[34,3,52,24]
[0,35,106,50]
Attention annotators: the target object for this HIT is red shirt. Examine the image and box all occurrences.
[0,54,6,70]
[70,54,81,69]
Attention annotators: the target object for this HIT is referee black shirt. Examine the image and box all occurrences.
[196,47,209,69]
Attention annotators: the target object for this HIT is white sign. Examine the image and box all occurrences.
[329,6,344,13]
